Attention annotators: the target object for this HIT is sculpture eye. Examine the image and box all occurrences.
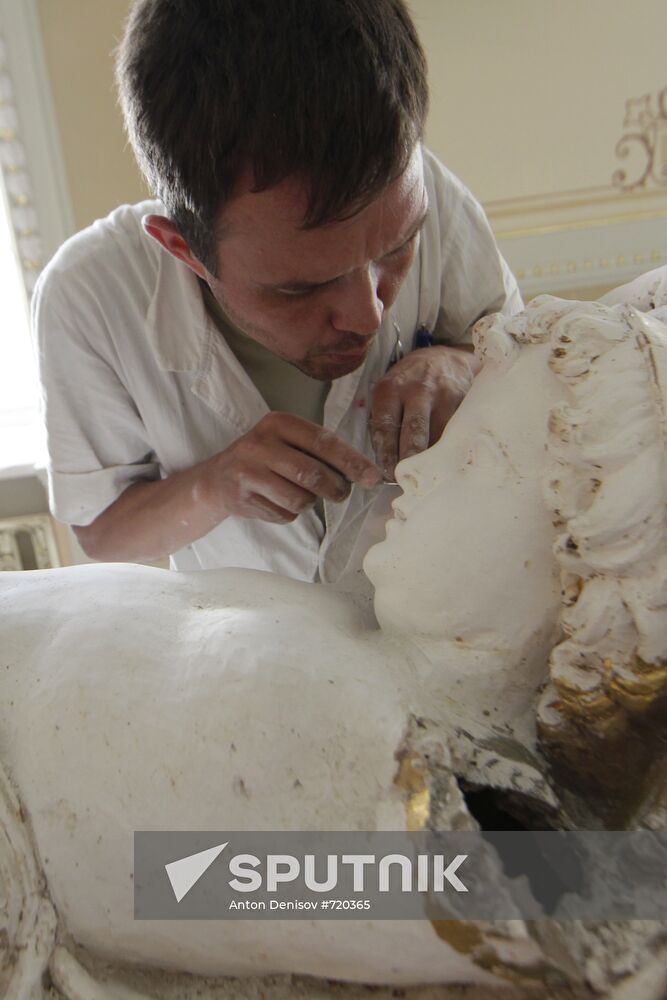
[464,431,512,473]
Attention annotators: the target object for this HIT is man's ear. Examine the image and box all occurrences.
[143,215,208,280]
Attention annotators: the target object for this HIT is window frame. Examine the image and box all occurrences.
[0,0,74,292]
[0,0,74,477]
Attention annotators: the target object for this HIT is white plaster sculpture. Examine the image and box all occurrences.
[1,285,667,1000]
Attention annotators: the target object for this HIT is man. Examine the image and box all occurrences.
[34,0,521,582]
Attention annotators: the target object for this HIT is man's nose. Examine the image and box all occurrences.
[329,265,384,335]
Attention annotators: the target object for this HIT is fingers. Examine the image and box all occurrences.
[221,464,324,523]
[399,390,432,461]
[369,383,402,481]
[370,380,435,479]
[240,469,319,520]
[257,413,382,489]
[241,492,301,524]
[241,432,352,505]
[370,346,482,479]
[210,413,384,527]
[370,385,435,481]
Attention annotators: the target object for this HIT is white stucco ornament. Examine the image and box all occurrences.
[1,281,666,999]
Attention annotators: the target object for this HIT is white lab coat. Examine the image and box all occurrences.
[33,149,521,582]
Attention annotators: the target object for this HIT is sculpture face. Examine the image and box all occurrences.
[364,341,563,657]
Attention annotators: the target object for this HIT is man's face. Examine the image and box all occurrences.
[206,145,427,380]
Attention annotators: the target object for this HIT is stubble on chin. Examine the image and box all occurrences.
[205,277,370,381]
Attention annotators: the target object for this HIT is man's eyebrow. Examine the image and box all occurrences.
[257,204,429,294]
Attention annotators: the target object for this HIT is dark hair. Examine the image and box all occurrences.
[116,0,428,272]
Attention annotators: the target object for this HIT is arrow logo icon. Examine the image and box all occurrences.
[165,842,228,902]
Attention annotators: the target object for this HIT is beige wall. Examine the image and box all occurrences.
[37,1,667,234]
[412,0,667,204]
[37,0,146,231]
[413,1,667,297]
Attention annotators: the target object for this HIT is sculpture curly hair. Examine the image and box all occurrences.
[475,295,667,824]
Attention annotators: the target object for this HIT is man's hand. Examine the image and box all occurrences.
[74,413,381,563]
[199,412,382,524]
[370,345,481,481]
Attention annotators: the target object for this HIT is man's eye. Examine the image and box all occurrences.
[276,286,319,298]
[384,232,418,260]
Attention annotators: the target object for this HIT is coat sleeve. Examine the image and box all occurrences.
[419,149,523,346]
[32,263,160,527]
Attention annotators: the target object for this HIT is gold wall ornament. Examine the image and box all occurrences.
[613,86,667,192]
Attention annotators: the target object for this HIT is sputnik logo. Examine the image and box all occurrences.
[165,843,469,900]
[165,842,228,902]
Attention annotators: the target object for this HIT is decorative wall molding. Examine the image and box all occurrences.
[496,214,666,297]
[487,185,667,238]
[485,84,667,298]
[0,0,73,292]
[489,185,667,296]
[613,86,667,193]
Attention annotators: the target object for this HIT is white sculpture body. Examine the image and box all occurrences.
[1,287,667,999]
